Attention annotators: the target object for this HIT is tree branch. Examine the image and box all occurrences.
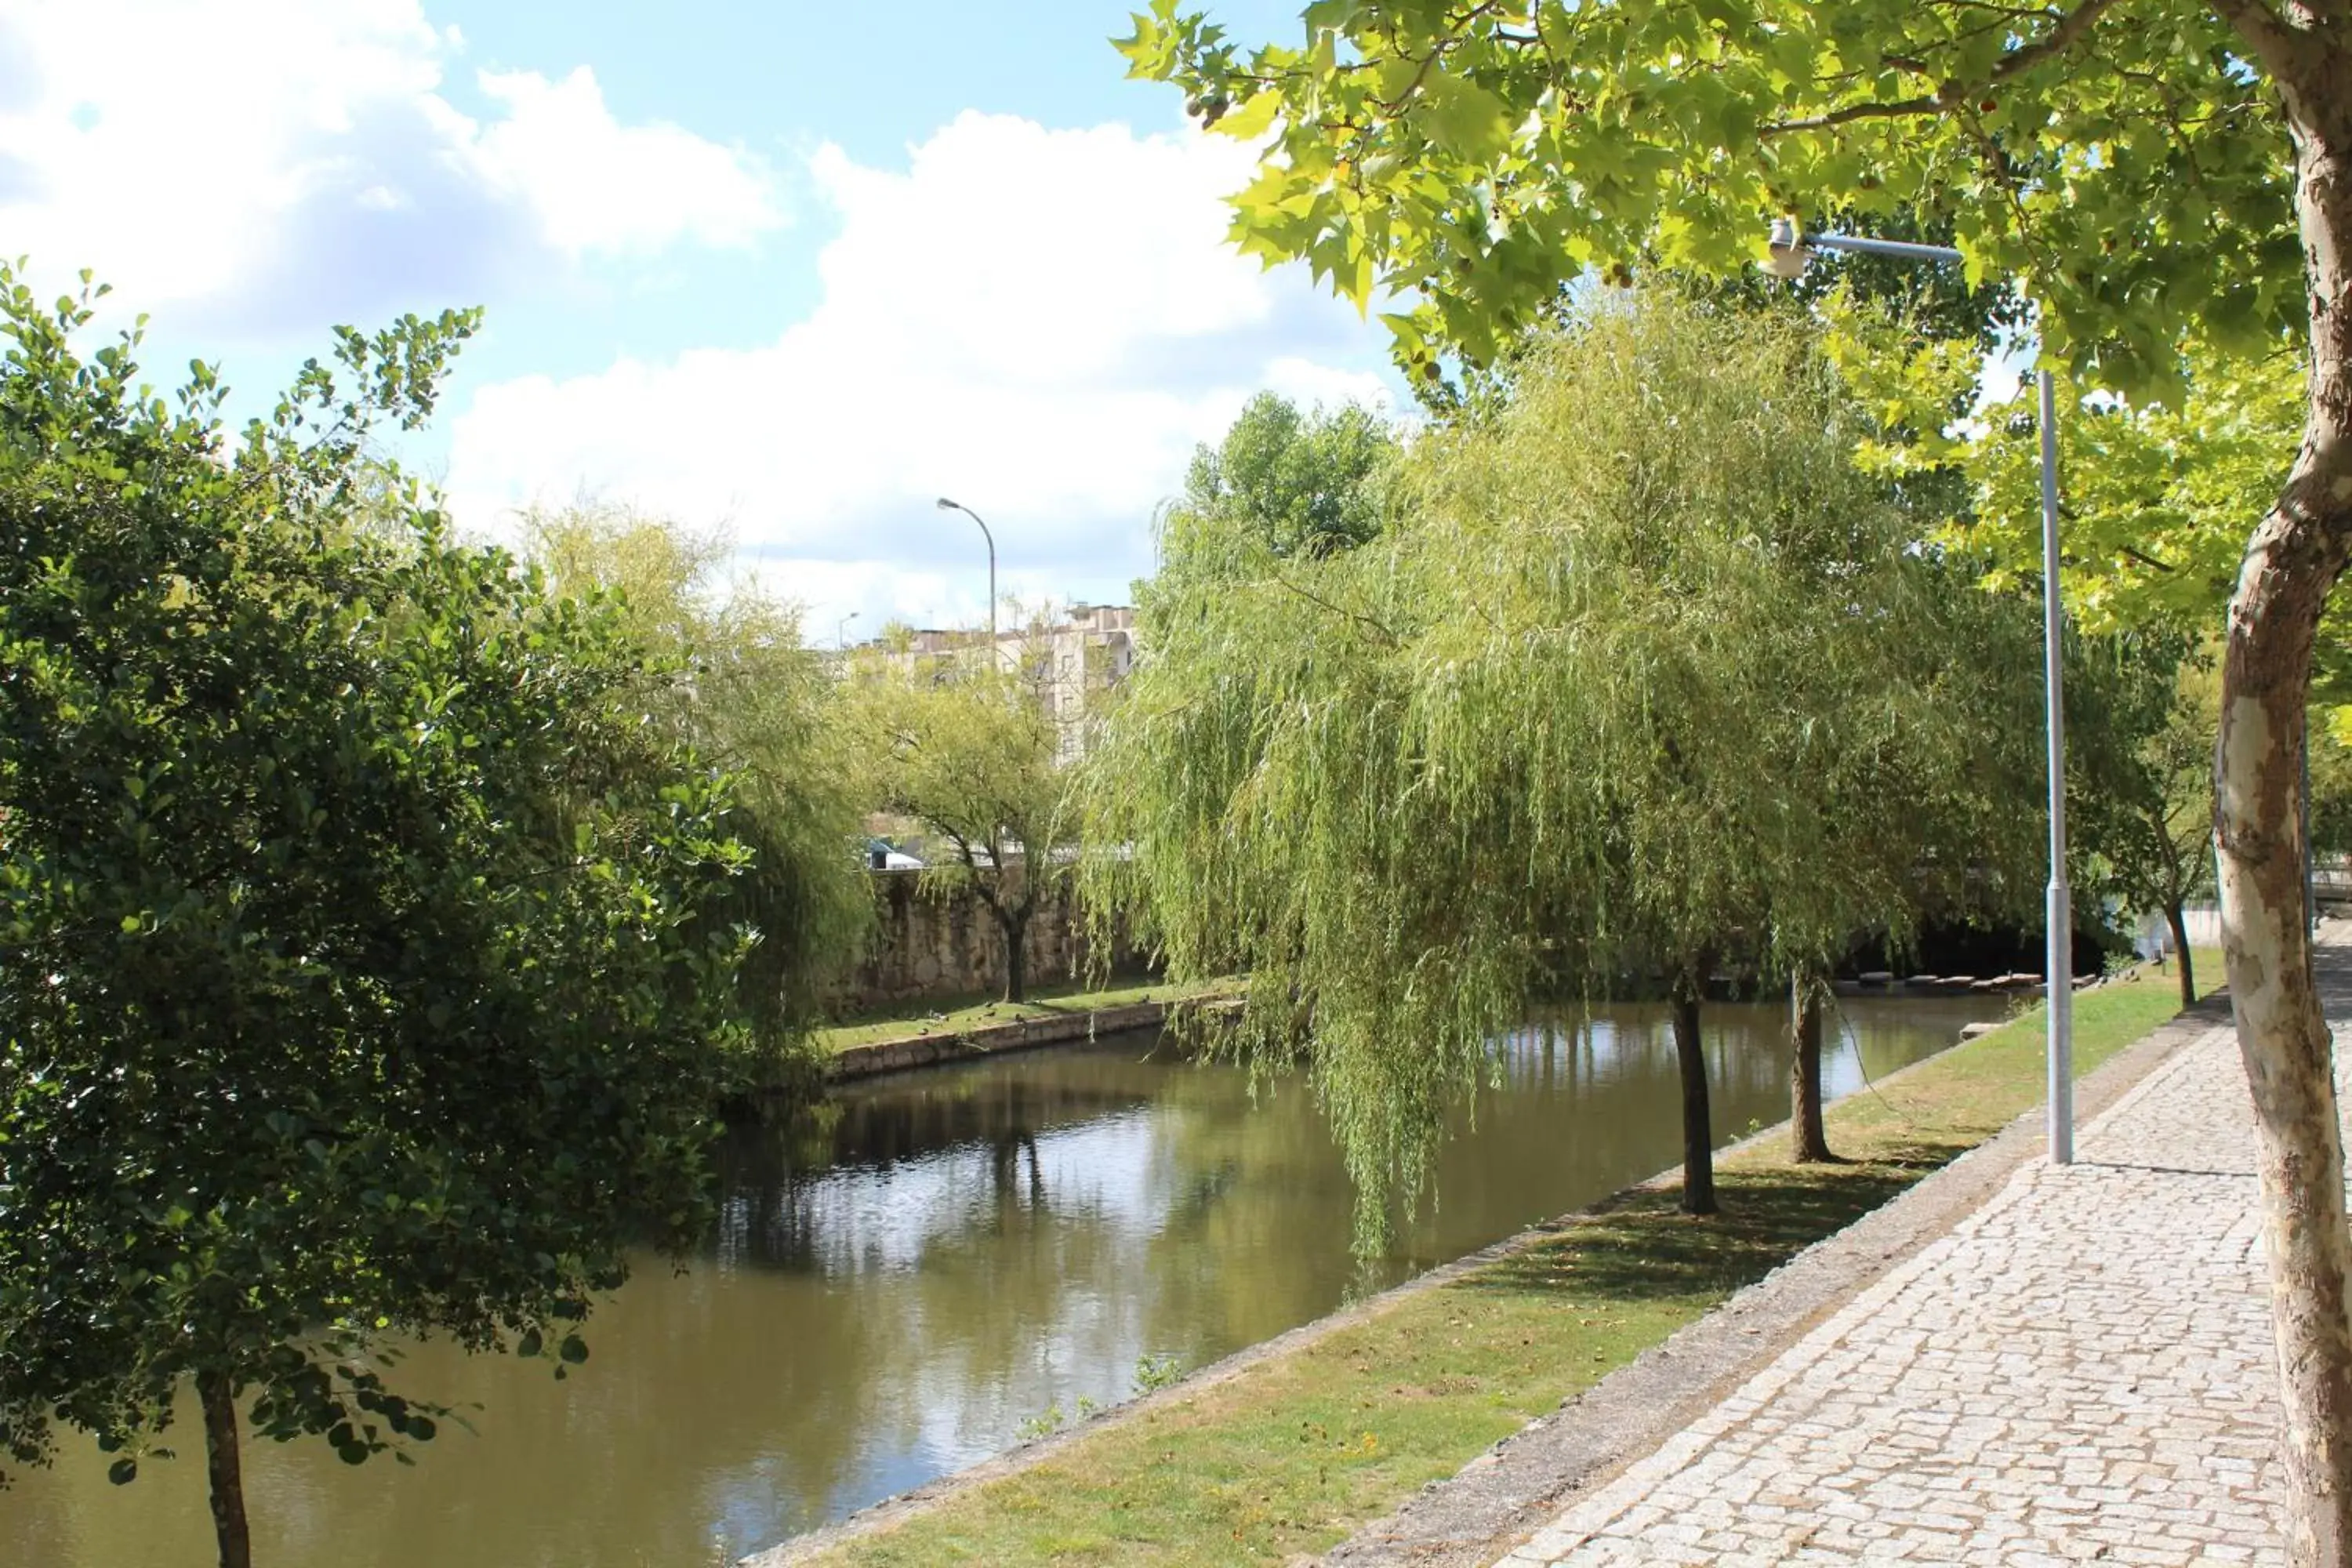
[1272,574,1400,646]
[2209,0,2322,86]
[943,826,1011,920]
[1980,0,2128,87]
[1764,97,1941,136]
[1764,0,2123,136]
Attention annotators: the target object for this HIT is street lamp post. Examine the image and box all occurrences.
[835,611,859,651]
[1766,220,2073,1166]
[935,496,999,651]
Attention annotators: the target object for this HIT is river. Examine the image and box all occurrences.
[0,992,1994,1566]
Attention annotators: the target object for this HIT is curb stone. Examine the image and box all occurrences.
[822,1000,1167,1082]
[821,995,1242,1083]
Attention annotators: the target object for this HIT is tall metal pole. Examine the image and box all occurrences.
[1766,222,2074,1163]
[935,498,999,652]
[2039,367,2073,1166]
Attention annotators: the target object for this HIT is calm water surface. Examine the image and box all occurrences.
[2,993,1991,1567]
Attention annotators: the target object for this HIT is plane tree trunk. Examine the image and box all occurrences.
[2210,13,2352,1559]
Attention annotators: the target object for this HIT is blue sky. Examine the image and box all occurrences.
[1,0,1396,636]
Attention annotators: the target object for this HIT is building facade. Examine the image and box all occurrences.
[863,602,1137,759]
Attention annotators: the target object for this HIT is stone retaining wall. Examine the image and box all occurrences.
[837,869,1147,1011]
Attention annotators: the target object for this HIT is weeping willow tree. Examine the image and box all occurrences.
[525,503,870,1077]
[1755,546,2050,1161]
[1086,292,2045,1236]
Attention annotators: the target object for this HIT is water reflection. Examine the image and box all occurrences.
[0,993,1989,1568]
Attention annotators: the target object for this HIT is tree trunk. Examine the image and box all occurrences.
[1669,986,1716,1215]
[2211,18,2352,1559]
[2165,901,2196,1011]
[1789,973,1833,1163]
[199,1370,252,1568]
[1000,906,1030,1004]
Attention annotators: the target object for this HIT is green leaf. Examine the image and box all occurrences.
[1209,89,1283,140]
[1412,72,1512,162]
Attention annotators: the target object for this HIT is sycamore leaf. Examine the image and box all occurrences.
[1210,89,1284,140]
[1413,72,1512,162]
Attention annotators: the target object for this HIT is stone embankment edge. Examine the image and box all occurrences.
[819,975,2051,1084]
[822,996,1236,1083]
[741,989,2220,1568]
[1319,990,2234,1568]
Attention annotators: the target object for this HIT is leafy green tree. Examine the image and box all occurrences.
[1853,286,2296,1018]
[2067,639,2220,1007]
[1091,295,2042,1225]
[1956,346,2302,633]
[2310,725,2352,882]
[0,274,757,1568]
[1950,347,2352,951]
[1767,559,2053,1163]
[1121,8,2352,1544]
[524,503,872,1070]
[1704,222,2056,1156]
[848,630,1077,1004]
[1176,392,1399,558]
[2129,667,2223,1008]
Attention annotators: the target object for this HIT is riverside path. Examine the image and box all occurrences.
[1494,942,2352,1566]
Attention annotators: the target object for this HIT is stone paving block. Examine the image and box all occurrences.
[1497,1013,2296,1566]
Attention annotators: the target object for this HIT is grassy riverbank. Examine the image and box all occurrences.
[814,975,1239,1054]
[793,953,2220,1566]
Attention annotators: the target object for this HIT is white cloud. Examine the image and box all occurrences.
[445,111,1399,636]
[469,66,777,256]
[0,0,781,330]
[1263,355,1398,412]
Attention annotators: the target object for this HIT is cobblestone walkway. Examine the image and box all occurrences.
[1501,982,2319,1565]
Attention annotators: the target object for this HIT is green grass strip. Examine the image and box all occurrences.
[798,953,2220,1566]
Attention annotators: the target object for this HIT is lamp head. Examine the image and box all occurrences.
[935,496,959,511]
[1761,216,1813,280]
